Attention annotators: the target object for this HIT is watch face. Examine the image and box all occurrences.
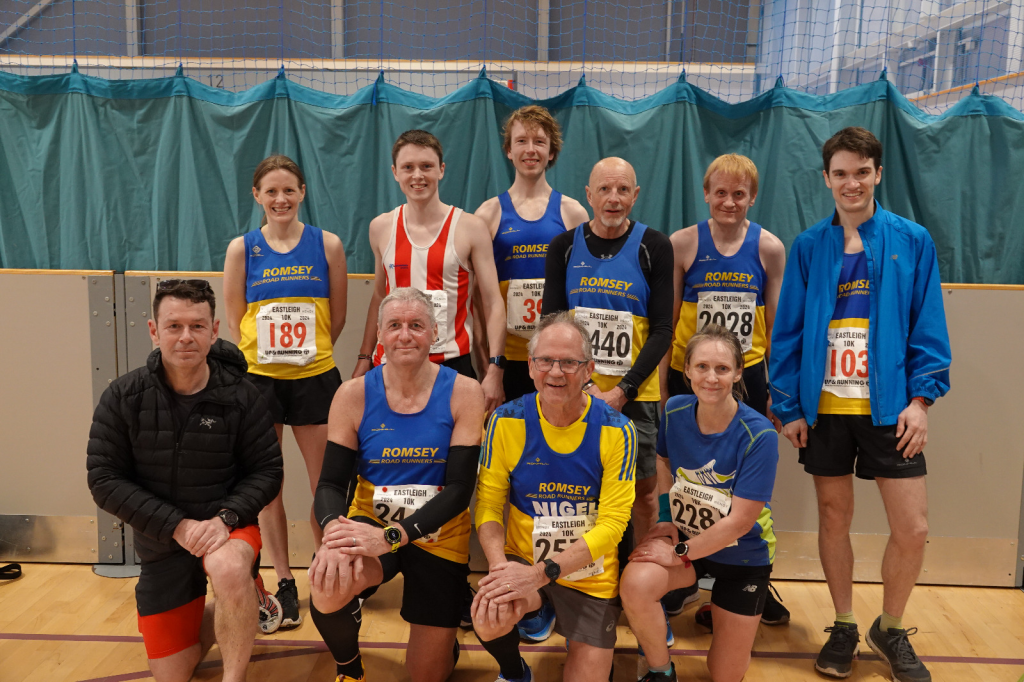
[384,527,402,544]
[544,560,560,580]
[219,510,238,527]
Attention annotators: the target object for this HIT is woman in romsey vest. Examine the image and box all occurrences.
[223,154,348,629]
[620,324,779,682]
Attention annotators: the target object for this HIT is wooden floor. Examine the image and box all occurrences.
[2,564,1024,682]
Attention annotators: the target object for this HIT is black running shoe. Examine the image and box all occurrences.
[814,622,860,678]
[661,584,700,617]
[276,577,302,628]
[639,663,677,682]
[760,583,790,625]
[865,616,932,682]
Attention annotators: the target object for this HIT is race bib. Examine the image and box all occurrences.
[426,289,449,355]
[575,306,633,376]
[506,278,544,339]
[696,291,757,353]
[822,326,869,399]
[532,514,604,581]
[669,477,735,545]
[372,484,443,544]
[256,301,317,366]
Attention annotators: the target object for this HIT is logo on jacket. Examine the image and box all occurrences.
[200,417,216,429]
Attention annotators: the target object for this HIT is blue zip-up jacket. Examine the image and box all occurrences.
[769,203,951,427]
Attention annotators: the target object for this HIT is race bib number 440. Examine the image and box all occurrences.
[256,302,317,366]
[669,478,735,546]
[506,279,544,339]
[822,326,869,399]
[575,306,633,376]
[696,291,757,353]
[532,514,603,581]
[372,484,443,544]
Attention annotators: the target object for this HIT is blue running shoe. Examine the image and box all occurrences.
[518,601,557,643]
[495,657,532,681]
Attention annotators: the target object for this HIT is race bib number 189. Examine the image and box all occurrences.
[531,514,603,581]
[256,301,317,366]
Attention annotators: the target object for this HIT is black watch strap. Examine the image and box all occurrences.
[542,558,561,583]
[217,508,239,529]
[488,355,508,369]
[619,381,639,402]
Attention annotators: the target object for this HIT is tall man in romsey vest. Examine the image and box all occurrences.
[770,127,951,682]
[352,129,509,415]
[474,105,591,403]
[542,157,674,544]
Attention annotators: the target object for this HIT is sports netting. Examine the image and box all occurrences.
[1,0,1022,113]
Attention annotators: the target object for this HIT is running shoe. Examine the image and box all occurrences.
[814,622,860,678]
[661,584,700,616]
[276,577,302,628]
[518,601,557,643]
[494,657,532,682]
[255,573,283,634]
[759,583,791,625]
[460,584,476,629]
[639,663,677,682]
[694,603,713,632]
[865,616,931,682]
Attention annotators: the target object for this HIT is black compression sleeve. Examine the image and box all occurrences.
[397,444,480,542]
[314,441,359,530]
[619,228,675,391]
[541,229,575,315]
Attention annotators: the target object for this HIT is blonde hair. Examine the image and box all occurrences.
[703,154,759,197]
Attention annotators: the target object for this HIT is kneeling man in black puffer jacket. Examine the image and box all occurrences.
[87,279,283,682]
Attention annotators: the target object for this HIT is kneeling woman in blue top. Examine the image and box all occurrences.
[621,324,779,682]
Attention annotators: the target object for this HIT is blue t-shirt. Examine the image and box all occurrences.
[658,394,779,566]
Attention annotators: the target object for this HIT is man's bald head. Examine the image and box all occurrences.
[585,157,640,232]
[588,157,637,189]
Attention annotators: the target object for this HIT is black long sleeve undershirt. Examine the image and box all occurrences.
[314,441,480,543]
[542,220,674,394]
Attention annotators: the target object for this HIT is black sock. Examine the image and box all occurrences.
[310,598,363,678]
[479,628,524,680]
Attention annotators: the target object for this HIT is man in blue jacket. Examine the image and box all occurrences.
[769,127,950,682]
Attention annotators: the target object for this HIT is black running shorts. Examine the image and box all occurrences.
[246,367,342,426]
[351,516,469,628]
[800,414,927,480]
[692,557,772,617]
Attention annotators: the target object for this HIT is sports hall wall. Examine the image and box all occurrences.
[1,69,1023,282]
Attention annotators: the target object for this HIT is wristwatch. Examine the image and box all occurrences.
[913,396,934,407]
[541,558,561,583]
[383,526,403,553]
[217,508,239,529]
[619,381,639,402]
[488,355,508,370]
[673,540,689,558]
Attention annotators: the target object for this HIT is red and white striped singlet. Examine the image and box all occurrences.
[374,204,474,364]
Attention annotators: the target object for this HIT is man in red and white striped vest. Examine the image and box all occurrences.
[353,129,508,415]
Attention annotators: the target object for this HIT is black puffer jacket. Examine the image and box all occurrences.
[87,339,282,561]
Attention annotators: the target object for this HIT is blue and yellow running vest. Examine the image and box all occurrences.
[566,222,658,402]
[240,225,335,379]
[818,251,871,415]
[350,365,470,564]
[493,191,566,362]
[671,220,767,371]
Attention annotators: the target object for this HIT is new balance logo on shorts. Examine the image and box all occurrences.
[743,584,758,593]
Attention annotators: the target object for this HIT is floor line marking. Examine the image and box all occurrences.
[4,632,1023,669]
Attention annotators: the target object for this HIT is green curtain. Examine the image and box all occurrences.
[1,67,1022,283]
